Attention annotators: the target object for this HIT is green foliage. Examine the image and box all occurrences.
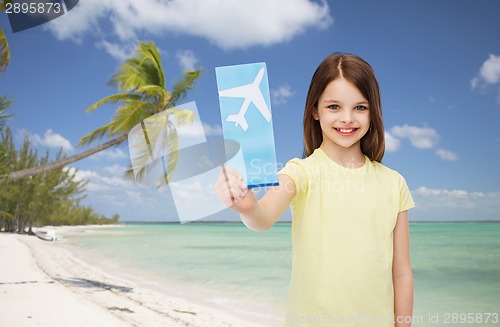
[126,107,196,187]
[0,28,9,73]
[0,127,118,232]
[78,40,201,186]
[0,95,13,130]
[0,96,13,187]
[166,70,202,109]
[78,41,202,147]
[7,40,201,182]
[42,203,120,226]
[0,0,11,73]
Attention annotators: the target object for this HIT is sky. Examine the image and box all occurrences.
[1,0,500,222]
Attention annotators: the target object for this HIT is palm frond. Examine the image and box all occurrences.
[110,60,145,91]
[77,123,113,146]
[166,69,202,109]
[128,118,165,183]
[109,42,165,92]
[109,101,152,137]
[130,122,179,188]
[0,1,13,12]
[128,121,154,178]
[0,211,14,220]
[0,27,11,73]
[140,113,168,157]
[135,85,165,99]
[136,41,165,88]
[0,96,14,130]
[86,93,142,112]
[161,125,179,186]
[164,108,195,127]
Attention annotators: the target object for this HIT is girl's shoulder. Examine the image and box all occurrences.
[369,160,410,184]
[282,149,323,169]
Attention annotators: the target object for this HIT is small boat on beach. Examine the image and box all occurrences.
[35,229,58,241]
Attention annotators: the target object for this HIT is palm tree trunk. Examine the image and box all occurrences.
[8,134,128,181]
[28,211,36,235]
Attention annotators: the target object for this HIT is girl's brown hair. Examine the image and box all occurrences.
[302,53,385,162]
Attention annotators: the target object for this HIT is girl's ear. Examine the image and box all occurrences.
[312,106,319,120]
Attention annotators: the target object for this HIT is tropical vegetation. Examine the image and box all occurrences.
[0,123,120,233]
[1,95,119,232]
[8,41,202,181]
[1,39,201,231]
[0,1,11,73]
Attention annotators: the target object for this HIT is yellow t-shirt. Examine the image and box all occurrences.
[278,148,415,327]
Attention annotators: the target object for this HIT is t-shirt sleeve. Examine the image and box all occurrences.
[398,174,415,212]
[278,158,308,205]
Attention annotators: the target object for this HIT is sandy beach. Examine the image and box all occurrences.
[0,229,272,327]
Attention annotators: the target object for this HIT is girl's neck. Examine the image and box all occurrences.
[319,142,366,169]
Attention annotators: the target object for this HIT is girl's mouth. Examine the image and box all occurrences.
[334,128,358,136]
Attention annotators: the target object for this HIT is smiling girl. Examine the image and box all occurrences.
[216,53,414,327]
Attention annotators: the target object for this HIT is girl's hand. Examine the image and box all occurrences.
[214,166,256,214]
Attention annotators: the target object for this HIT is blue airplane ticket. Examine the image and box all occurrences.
[216,62,279,188]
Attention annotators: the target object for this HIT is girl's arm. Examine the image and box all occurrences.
[393,210,414,327]
[215,166,296,231]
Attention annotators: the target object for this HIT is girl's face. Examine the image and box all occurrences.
[313,78,371,152]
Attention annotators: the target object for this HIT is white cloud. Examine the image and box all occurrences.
[95,40,135,61]
[176,50,198,71]
[172,180,204,199]
[435,148,459,161]
[271,85,294,105]
[69,168,111,191]
[175,122,222,138]
[175,122,204,139]
[72,168,99,182]
[391,125,439,149]
[412,186,500,215]
[46,0,332,50]
[202,123,223,136]
[32,129,74,152]
[384,131,400,152]
[62,163,180,221]
[90,148,127,161]
[388,124,458,161]
[125,190,145,205]
[103,164,127,176]
[413,187,468,198]
[100,175,131,187]
[471,77,480,90]
[472,54,500,87]
[69,166,135,193]
[65,160,240,221]
[471,54,500,103]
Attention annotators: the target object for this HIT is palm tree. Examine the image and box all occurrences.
[0,96,13,130]
[0,1,11,73]
[7,41,202,181]
[0,96,13,186]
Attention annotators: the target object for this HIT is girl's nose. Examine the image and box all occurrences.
[340,110,354,124]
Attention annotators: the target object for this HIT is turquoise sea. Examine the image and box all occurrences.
[62,222,500,326]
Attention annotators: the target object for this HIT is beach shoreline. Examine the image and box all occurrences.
[0,227,283,327]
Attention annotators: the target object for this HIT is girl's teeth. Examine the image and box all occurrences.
[339,128,354,133]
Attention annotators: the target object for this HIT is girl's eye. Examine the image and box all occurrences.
[355,105,367,111]
[328,104,340,110]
